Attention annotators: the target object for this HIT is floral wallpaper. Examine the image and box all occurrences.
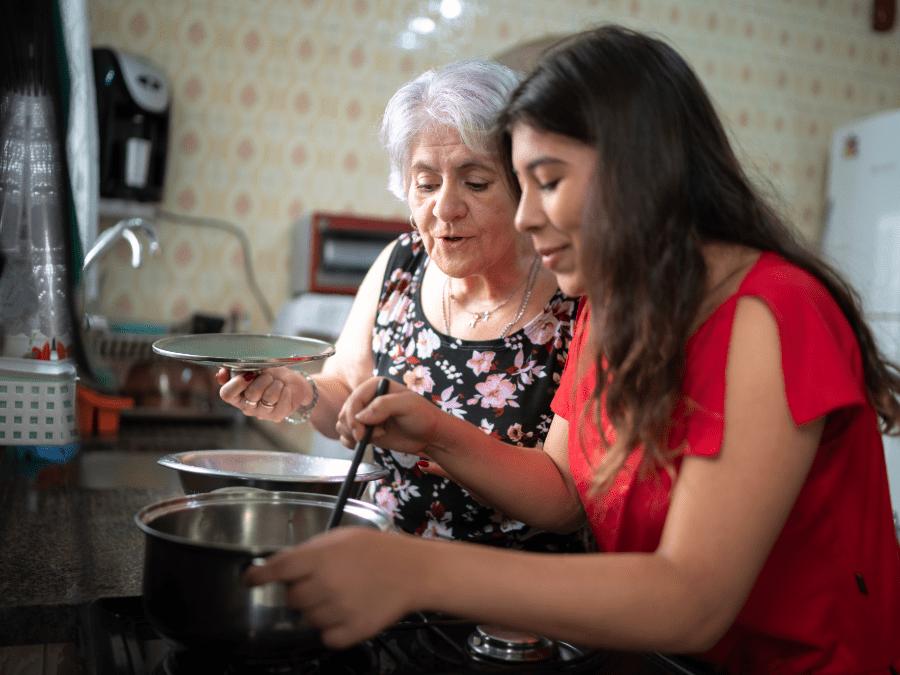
[88,0,900,331]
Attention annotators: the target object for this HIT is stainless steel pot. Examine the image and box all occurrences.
[134,489,392,655]
[157,449,389,496]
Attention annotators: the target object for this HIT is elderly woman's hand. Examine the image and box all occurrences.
[243,528,422,649]
[216,366,312,422]
[336,377,443,456]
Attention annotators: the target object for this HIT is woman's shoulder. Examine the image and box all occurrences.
[732,251,861,352]
[687,251,867,426]
[696,251,859,358]
[739,252,837,312]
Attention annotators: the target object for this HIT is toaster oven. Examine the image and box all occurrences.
[290,212,408,296]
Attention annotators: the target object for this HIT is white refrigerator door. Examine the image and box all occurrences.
[871,319,900,531]
[822,108,900,316]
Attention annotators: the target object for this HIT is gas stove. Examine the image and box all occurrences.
[78,596,712,674]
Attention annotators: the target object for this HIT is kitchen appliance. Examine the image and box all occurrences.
[157,449,387,495]
[275,212,409,343]
[92,47,169,202]
[134,489,392,656]
[78,595,712,674]
[820,107,900,525]
[291,211,408,297]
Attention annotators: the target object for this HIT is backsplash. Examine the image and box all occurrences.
[88,0,900,330]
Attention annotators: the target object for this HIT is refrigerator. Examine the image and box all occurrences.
[821,107,900,529]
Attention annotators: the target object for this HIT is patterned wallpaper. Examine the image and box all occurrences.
[88,0,900,331]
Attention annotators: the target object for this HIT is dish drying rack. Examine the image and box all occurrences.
[81,315,236,421]
[82,319,166,391]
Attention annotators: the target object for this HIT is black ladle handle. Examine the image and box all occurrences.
[327,377,391,530]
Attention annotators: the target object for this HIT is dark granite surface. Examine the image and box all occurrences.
[0,416,292,646]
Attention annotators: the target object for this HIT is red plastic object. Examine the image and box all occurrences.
[77,385,134,436]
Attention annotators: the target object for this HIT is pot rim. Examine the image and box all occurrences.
[157,449,389,484]
[134,489,393,554]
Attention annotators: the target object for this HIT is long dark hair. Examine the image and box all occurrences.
[499,25,900,488]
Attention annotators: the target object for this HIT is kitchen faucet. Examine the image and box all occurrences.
[82,217,161,271]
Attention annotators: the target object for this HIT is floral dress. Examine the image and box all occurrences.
[370,232,585,551]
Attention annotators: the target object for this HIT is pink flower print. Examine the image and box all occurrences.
[416,328,440,359]
[507,423,524,442]
[466,350,495,376]
[553,299,577,320]
[506,348,545,387]
[479,419,495,434]
[404,337,417,359]
[422,519,454,539]
[374,487,399,516]
[388,268,412,293]
[435,386,466,418]
[377,290,411,326]
[524,311,560,345]
[474,374,518,409]
[422,506,453,540]
[371,328,390,354]
[403,364,435,394]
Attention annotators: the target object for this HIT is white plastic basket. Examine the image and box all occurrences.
[0,357,78,446]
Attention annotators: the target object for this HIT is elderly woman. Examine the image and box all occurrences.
[218,60,583,550]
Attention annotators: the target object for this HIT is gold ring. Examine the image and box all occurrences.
[259,399,277,409]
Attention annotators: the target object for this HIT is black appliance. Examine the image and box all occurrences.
[92,47,170,202]
[78,596,713,675]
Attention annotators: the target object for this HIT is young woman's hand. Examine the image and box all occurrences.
[216,366,313,422]
[336,377,445,456]
[243,528,422,648]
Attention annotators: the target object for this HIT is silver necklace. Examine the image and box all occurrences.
[442,256,540,339]
[450,273,528,329]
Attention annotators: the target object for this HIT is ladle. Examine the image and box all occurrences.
[326,377,391,529]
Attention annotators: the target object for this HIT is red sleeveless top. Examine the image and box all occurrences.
[552,253,900,673]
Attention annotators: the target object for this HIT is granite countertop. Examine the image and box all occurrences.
[0,416,294,646]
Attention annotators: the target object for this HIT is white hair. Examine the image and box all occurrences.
[379,60,521,201]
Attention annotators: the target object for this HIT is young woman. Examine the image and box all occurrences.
[246,26,900,673]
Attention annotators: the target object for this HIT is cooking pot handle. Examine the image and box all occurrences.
[242,557,302,619]
[240,555,274,576]
[241,556,289,594]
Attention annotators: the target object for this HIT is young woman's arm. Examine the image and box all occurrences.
[217,241,394,436]
[336,377,585,532]
[248,296,824,652]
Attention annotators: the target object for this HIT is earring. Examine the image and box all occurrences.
[409,215,417,231]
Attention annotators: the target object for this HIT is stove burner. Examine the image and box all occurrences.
[467,625,557,663]
[79,597,712,674]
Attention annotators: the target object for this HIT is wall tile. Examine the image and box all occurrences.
[89,0,900,329]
